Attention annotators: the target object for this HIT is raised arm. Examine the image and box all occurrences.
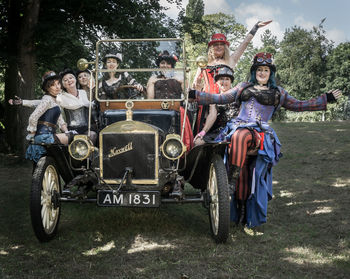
[228,20,272,69]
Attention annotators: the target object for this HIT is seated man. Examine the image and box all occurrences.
[146,51,183,99]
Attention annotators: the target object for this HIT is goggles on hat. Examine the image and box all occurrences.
[256,57,273,64]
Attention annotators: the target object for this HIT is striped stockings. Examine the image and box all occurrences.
[229,128,259,201]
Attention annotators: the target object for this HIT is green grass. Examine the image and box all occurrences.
[1,121,350,278]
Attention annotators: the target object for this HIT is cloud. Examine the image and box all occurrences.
[160,0,232,19]
[293,16,346,45]
[204,0,231,14]
[294,16,314,29]
[159,0,187,19]
[234,2,281,20]
[327,29,347,45]
[234,3,284,47]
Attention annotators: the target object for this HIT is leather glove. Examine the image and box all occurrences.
[9,96,23,106]
[249,21,261,36]
[188,89,197,99]
[326,92,336,103]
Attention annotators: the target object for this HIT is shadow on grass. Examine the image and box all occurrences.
[1,121,350,278]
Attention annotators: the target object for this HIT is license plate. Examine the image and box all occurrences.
[97,190,160,207]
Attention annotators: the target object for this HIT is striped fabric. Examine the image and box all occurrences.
[196,82,328,113]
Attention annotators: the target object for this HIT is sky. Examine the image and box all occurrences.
[160,0,350,47]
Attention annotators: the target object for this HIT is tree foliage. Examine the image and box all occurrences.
[260,29,279,55]
[325,42,350,119]
[325,42,350,93]
[0,0,182,153]
[275,23,333,100]
[182,8,252,83]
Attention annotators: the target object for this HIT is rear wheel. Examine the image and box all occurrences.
[30,156,61,242]
[207,154,230,243]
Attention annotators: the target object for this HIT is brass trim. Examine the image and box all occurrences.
[68,135,94,161]
[196,56,208,69]
[160,134,186,160]
[125,101,134,121]
[99,120,159,184]
[161,101,170,110]
[94,38,186,103]
[103,179,159,185]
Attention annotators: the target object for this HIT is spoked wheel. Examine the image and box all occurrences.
[207,154,230,243]
[30,156,61,242]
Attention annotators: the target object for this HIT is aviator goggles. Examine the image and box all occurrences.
[256,57,273,64]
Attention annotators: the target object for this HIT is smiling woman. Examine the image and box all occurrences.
[25,71,69,161]
[98,53,144,100]
[191,20,272,138]
[189,51,342,228]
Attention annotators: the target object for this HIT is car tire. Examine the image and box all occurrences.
[207,154,230,243]
[30,156,61,242]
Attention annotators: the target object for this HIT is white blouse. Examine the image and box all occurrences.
[27,95,66,133]
[23,90,90,110]
[56,89,90,110]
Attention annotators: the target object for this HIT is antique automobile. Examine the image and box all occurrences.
[29,38,230,243]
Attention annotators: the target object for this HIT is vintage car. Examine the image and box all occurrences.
[29,38,230,243]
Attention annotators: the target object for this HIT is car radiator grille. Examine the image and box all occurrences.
[101,133,156,181]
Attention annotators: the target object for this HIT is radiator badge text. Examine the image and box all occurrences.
[108,142,133,158]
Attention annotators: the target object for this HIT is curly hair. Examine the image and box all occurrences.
[207,44,230,64]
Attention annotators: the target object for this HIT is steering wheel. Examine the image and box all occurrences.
[114,85,146,99]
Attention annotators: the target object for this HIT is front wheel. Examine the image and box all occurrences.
[30,156,61,242]
[207,154,230,243]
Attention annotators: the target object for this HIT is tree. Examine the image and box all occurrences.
[275,22,333,101]
[325,42,350,119]
[3,0,41,155]
[182,11,252,83]
[185,0,204,21]
[181,0,206,45]
[260,29,279,55]
[0,0,182,154]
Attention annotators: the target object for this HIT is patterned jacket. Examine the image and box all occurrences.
[195,82,328,114]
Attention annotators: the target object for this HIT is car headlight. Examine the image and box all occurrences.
[160,134,186,160]
[68,135,94,160]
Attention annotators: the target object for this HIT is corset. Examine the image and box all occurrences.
[241,87,280,106]
[154,79,182,99]
[64,107,88,129]
[100,78,129,99]
[36,106,61,135]
[213,103,240,130]
[236,97,275,124]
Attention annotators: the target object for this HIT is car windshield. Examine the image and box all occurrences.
[94,39,186,102]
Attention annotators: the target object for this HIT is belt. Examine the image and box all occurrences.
[38,121,57,128]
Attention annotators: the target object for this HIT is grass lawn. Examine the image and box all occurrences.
[0,121,349,279]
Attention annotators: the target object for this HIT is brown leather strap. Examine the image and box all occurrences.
[38,121,57,128]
